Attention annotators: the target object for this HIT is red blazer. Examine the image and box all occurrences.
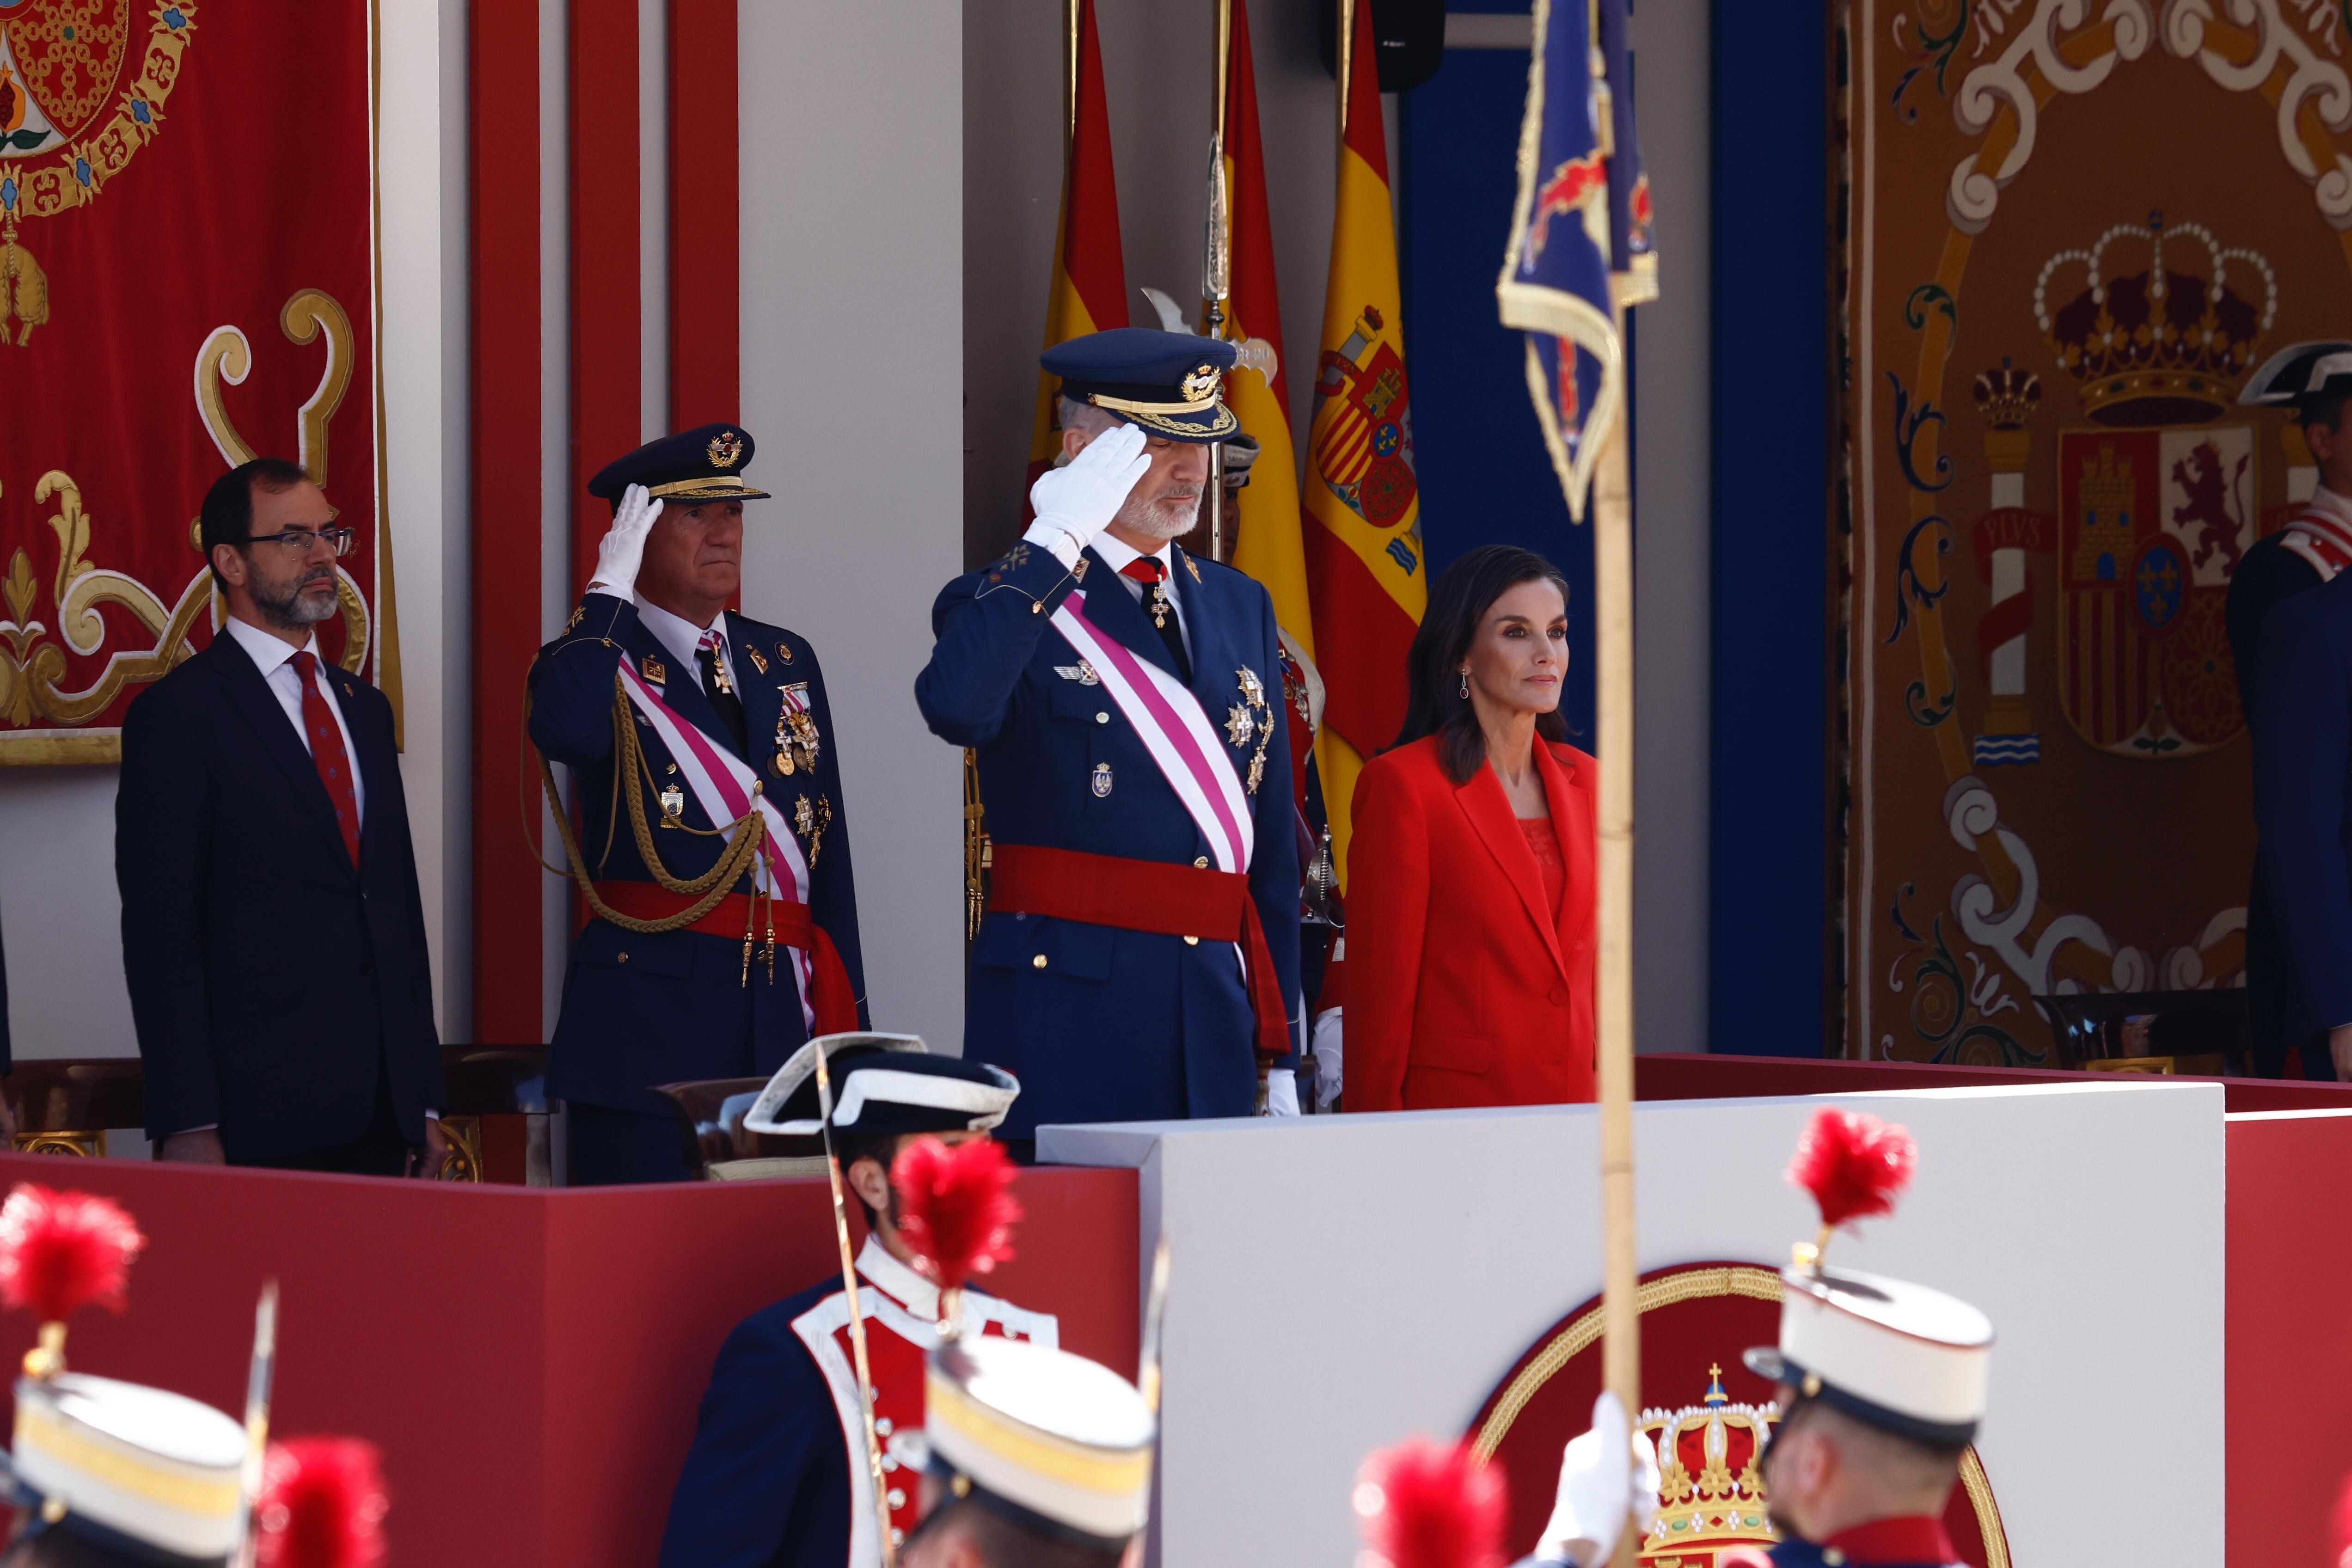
[1344,735,1598,1112]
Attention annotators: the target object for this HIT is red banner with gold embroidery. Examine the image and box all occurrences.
[0,0,386,762]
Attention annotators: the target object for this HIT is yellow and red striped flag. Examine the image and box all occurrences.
[1027,0,1128,491]
[1219,0,1320,823]
[1305,0,1426,888]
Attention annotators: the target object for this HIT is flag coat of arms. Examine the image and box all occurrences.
[1498,0,1655,520]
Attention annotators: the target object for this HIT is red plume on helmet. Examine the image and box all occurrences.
[890,1137,1022,1298]
[1786,1107,1916,1268]
[255,1437,391,1568]
[1352,1439,1508,1568]
[0,1184,145,1376]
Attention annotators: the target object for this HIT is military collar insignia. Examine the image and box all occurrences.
[745,644,769,675]
[1182,551,1202,582]
[641,654,668,686]
[708,429,745,469]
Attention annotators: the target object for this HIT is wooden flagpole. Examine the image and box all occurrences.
[1593,282,1640,1568]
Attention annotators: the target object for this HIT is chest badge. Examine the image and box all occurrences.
[658,782,686,825]
[1053,663,1101,686]
[1225,704,1256,748]
[776,641,794,664]
[1233,666,1273,795]
[744,644,769,676]
[774,683,822,777]
[1091,762,1114,798]
[640,655,668,687]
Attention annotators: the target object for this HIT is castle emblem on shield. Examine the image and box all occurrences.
[2040,214,2273,759]
[0,0,196,344]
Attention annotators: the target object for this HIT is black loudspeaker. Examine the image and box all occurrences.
[1317,0,1448,93]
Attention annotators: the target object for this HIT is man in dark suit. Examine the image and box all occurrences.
[116,457,446,1173]
[528,426,867,1184]
[914,328,1303,1133]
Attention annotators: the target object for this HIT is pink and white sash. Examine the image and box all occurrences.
[617,655,817,1027]
[2281,490,2352,582]
[1048,589,1254,876]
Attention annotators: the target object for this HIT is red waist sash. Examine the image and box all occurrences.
[987,844,1288,1059]
[593,882,858,1032]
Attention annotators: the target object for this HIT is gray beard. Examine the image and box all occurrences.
[251,569,340,632]
[1115,487,1200,542]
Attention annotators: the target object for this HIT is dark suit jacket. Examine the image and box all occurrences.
[527,594,868,1115]
[116,631,444,1159]
[913,540,1302,1134]
[1345,735,1598,1113]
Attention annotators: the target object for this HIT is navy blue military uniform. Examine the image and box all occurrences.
[2253,565,2352,1049]
[529,427,866,1182]
[2232,340,2352,1077]
[914,330,1302,1134]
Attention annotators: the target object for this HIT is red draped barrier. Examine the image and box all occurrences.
[0,1155,1137,1568]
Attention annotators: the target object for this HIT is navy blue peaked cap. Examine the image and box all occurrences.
[1046,327,1240,443]
[587,423,771,512]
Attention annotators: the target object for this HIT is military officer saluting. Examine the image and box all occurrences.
[531,425,867,1183]
[916,328,1304,1132]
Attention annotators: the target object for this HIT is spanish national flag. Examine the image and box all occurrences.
[1026,0,1128,491]
[1219,0,1319,821]
[1305,0,1425,889]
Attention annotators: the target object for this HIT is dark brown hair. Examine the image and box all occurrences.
[198,456,311,589]
[1392,544,1571,785]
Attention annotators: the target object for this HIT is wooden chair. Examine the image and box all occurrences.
[438,1047,555,1184]
[2034,989,2252,1077]
[3,1058,146,1157]
[651,1077,830,1181]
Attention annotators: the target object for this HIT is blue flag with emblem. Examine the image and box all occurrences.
[1497,0,1657,521]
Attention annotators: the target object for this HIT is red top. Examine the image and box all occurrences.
[1344,736,1598,1112]
[1519,815,1566,918]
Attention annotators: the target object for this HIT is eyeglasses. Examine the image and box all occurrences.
[245,526,357,558]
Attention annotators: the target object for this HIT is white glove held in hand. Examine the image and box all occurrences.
[1536,1392,1662,1568]
[588,483,663,599]
[1022,423,1152,565]
[1262,1068,1299,1117]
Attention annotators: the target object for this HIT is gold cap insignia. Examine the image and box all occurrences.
[708,430,745,469]
[1180,363,1222,403]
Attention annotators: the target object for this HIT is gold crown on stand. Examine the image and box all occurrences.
[1638,1366,1779,1568]
[2034,212,2277,428]
[1972,360,2041,430]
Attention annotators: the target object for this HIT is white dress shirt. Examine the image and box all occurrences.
[1085,533,1194,664]
[223,616,364,827]
[634,594,742,698]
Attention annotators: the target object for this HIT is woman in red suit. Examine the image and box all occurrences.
[1343,545,1596,1112]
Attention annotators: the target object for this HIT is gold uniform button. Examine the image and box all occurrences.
[617,952,629,964]
[1183,935,1200,946]
[1031,954,1048,969]
[1194,857,1209,868]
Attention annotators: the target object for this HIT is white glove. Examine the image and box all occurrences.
[1022,423,1151,565]
[588,483,663,598]
[1262,1068,1300,1117]
[1311,1009,1344,1110]
[1535,1392,1662,1568]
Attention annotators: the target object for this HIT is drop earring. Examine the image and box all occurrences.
[1458,669,1470,699]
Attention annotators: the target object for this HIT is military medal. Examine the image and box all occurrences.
[1225,704,1256,747]
[1092,763,1113,798]
[1234,667,1273,795]
[776,683,822,775]
[795,793,834,864]
[1147,580,1172,630]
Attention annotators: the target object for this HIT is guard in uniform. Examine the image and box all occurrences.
[658,1036,1051,1568]
[916,328,1304,1133]
[530,426,867,1183]
[1730,1217,1993,1567]
[2231,342,2352,1078]
[899,1337,1155,1568]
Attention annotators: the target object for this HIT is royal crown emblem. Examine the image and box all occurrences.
[1638,1366,1778,1568]
[1181,362,1221,404]
[2034,212,2277,428]
[707,429,744,469]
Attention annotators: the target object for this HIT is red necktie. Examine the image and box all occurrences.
[1118,556,1191,682]
[291,650,361,867]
